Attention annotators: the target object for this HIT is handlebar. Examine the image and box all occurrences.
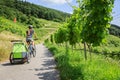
[11,40,23,42]
[34,38,38,40]
[11,38,38,43]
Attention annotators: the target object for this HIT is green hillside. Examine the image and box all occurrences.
[0,16,61,62]
[0,0,70,23]
[93,35,120,59]
[0,0,64,62]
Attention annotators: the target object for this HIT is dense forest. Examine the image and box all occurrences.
[0,0,70,28]
[109,24,120,37]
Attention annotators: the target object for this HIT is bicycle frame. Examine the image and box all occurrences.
[27,40,36,57]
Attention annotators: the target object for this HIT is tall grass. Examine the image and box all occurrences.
[45,42,120,80]
[0,31,22,62]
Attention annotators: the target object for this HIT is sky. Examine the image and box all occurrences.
[25,0,77,14]
[111,0,120,26]
[26,0,120,26]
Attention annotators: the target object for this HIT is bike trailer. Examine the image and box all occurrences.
[9,40,29,64]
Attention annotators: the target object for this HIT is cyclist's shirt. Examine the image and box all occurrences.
[26,29,34,38]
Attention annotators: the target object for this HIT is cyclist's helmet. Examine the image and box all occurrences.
[28,25,33,29]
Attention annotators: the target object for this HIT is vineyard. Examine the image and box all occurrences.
[47,0,115,60]
[44,0,120,80]
[0,0,120,79]
[45,41,120,80]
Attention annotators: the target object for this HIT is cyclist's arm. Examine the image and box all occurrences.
[26,30,30,36]
[34,32,37,39]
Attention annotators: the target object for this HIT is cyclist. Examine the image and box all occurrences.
[26,25,36,48]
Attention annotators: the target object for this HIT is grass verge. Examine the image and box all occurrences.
[45,42,120,80]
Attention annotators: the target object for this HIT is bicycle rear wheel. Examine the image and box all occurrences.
[27,52,31,63]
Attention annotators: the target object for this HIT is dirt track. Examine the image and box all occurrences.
[0,44,60,80]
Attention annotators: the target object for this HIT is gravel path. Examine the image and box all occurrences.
[0,44,60,80]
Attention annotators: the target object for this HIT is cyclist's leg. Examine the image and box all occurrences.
[29,42,36,57]
[30,38,35,50]
[30,39,36,57]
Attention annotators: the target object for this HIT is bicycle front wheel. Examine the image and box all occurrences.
[33,45,36,57]
[27,52,31,63]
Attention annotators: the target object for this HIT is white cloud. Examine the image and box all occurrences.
[42,0,73,4]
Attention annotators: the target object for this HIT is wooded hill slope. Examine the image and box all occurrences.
[0,0,70,27]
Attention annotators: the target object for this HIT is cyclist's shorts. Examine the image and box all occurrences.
[26,38,33,42]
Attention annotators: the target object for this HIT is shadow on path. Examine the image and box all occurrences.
[1,62,24,66]
[34,47,60,80]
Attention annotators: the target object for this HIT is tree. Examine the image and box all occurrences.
[78,0,114,60]
[67,9,81,51]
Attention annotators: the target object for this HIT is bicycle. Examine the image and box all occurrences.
[27,39,37,58]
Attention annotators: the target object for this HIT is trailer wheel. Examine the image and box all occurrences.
[9,53,14,64]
